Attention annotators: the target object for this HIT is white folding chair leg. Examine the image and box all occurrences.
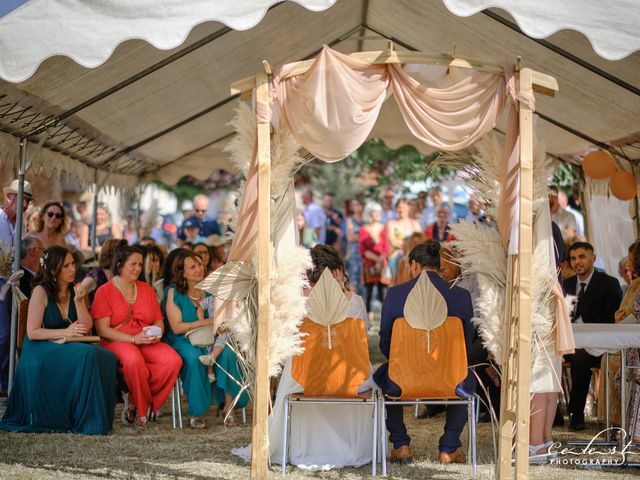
[466,396,477,475]
[171,380,183,429]
[282,395,291,476]
[381,396,387,476]
[242,407,247,424]
[471,397,477,475]
[177,381,183,428]
[414,404,419,418]
[371,392,378,476]
[171,383,176,429]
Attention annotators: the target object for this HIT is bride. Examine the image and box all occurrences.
[233,244,377,470]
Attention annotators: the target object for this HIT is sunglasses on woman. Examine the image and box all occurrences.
[46,211,63,219]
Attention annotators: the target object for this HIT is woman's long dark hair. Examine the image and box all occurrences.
[141,244,165,284]
[171,250,204,294]
[36,201,67,234]
[162,248,185,287]
[306,244,349,288]
[33,245,72,301]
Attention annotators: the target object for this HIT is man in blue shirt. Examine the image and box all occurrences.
[177,194,220,246]
[374,241,475,465]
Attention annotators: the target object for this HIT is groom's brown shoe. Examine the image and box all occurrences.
[390,445,413,464]
[439,449,466,464]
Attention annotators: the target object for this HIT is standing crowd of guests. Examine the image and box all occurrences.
[297,187,474,324]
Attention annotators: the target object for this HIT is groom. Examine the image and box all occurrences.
[374,241,475,464]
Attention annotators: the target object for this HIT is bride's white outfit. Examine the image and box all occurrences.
[232,294,377,470]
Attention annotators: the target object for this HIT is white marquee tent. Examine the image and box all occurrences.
[0,0,638,190]
[1,2,638,479]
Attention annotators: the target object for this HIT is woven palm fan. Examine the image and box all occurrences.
[403,271,448,352]
[306,268,351,350]
[196,260,255,302]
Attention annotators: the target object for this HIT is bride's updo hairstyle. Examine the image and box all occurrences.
[408,240,441,269]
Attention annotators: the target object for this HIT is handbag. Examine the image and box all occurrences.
[185,326,215,347]
[380,260,392,286]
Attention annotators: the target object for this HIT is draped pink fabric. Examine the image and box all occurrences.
[272,45,522,248]
[272,46,507,162]
[554,280,576,355]
[497,65,536,249]
[387,64,506,150]
[273,48,388,162]
[228,140,259,264]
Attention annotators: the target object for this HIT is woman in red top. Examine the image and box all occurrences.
[359,203,390,316]
[92,246,182,429]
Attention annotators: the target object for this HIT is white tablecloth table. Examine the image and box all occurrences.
[572,323,640,357]
[571,323,640,444]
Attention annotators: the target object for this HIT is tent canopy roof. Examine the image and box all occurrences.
[0,0,638,187]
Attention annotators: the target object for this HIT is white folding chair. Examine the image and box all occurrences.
[283,390,379,476]
[380,395,477,476]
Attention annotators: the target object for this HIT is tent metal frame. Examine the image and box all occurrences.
[235,46,557,479]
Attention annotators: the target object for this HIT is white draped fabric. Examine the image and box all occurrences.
[587,186,636,283]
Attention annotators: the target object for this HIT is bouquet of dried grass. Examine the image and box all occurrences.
[0,241,14,280]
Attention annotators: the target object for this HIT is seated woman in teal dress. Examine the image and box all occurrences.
[163,250,248,429]
[1,246,117,435]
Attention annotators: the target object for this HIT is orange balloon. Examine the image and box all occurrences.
[610,170,637,201]
[582,150,616,179]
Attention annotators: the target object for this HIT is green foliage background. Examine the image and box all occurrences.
[153,138,578,208]
[297,138,453,205]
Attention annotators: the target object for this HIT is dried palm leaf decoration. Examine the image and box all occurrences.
[306,268,350,349]
[403,271,448,352]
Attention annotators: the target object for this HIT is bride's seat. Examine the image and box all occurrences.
[282,268,379,476]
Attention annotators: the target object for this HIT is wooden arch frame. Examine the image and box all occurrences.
[232,45,559,480]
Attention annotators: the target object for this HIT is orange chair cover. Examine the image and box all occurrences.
[388,317,467,399]
[291,317,370,398]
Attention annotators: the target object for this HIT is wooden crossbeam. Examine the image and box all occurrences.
[230,50,558,97]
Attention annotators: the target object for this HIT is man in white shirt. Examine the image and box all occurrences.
[0,179,33,248]
[380,189,397,225]
[301,189,326,244]
[558,189,584,236]
[548,186,577,239]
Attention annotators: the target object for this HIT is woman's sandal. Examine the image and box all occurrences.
[133,415,147,430]
[224,414,237,428]
[199,355,215,367]
[121,405,136,427]
[190,417,206,429]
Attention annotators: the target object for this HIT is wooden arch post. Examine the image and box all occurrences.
[250,70,272,480]
[496,66,535,480]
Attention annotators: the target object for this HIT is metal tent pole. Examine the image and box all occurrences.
[91,170,99,256]
[7,139,27,393]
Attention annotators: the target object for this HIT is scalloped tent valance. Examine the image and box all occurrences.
[0,0,638,188]
[1,0,636,83]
